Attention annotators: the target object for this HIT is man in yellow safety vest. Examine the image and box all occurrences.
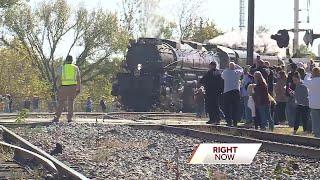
[52,55,81,122]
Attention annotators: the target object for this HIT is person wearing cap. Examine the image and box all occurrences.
[199,61,224,124]
[52,55,81,122]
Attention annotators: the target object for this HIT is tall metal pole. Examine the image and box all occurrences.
[293,0,299,55]
[239,0,245,31]
[247,0,254,65]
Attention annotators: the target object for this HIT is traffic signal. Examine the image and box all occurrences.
[271,29,290,48]
[303,29,320,46]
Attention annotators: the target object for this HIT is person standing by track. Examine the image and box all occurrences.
[100,97,107,113]
[303,67,320,138]
[274,70,288,125]
[253,71,274,131]
[85,97,93,112]
[286,61,298,127]
[52,55,81,123]
[194,83,205,118]
[291,73,310,134]
[200,61,224,124]
[241,67,254,125]
[221,62,243,127]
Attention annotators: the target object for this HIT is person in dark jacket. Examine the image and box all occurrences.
[286,62,298,127]
[297,67,306,80]
[292,72,310,134]
[250,60,269,81]
[23,98,31,110]
[194,82,205,118]
[7,94,13,113]
[100,97,107,113]
[264,61,275,95]
[253,71,274,131]
[264,61,276,120]
[200,61,224,124]
[85,97,93,112]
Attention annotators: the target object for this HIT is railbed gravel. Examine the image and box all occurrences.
[12,123,320,180]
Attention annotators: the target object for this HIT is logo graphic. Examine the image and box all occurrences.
[189,143,261,164]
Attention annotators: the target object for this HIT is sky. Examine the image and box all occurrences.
[29,0,320,55]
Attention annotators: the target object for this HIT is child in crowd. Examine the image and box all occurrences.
[194,83,205,118]
[247,83,256,127]
[241,67,254,124]
[292,72,310,134]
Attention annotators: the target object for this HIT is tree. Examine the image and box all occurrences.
[0,41,51,101]
[120,0,161,37]
[120,0,141,37]
[190,18,222,43]
[256,25,269,34]
[295,44,316,59]
[76,56,121,110]
[156,17,176,39]
[2,0,126,100]
[176,0,204,40]
[0,0,20,8]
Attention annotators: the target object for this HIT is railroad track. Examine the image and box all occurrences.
[0,125,88,179]
[1,111,320,161]
[99,112,196,121]
[0,141,57,179]
[0,160,35,179]
[128,124,320,159]
[100,112,320,159]
[0,112,105,119]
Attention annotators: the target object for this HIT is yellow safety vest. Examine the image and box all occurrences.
[61,64,77,85]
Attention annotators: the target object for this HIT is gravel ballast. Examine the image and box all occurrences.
[12,123,320,179]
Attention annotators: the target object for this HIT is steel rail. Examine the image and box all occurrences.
[0,141,58,176]
[169,124,320,148]
[129,124,320,159]
[1,125,89,180]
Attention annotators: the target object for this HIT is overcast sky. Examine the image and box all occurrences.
[29,0,320,55]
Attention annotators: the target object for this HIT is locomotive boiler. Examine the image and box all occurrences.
[112,38,234,112]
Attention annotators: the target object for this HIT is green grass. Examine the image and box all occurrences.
[273,127,313,137]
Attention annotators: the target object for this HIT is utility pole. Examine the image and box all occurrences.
[247,0,254,65]
[239,0,245,31]
[293,0,299,55]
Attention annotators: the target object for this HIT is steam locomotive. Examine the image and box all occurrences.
[111,38,268,112]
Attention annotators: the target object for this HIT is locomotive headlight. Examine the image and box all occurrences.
[137,64,142,70]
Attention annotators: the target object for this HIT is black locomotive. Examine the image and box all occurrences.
[111,38,235,112]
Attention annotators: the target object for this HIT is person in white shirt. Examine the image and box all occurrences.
[303,67,320,138]
[221,62,243,127]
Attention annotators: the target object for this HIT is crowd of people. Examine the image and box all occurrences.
[0,94,111,113]
[84,96,109,113]
[85,96,122,113]
[196,57,320,138]
[0,95,41,113]
[0,94,13,113]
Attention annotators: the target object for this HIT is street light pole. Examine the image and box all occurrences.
[247,0,254,65]
[293,0,299,55]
